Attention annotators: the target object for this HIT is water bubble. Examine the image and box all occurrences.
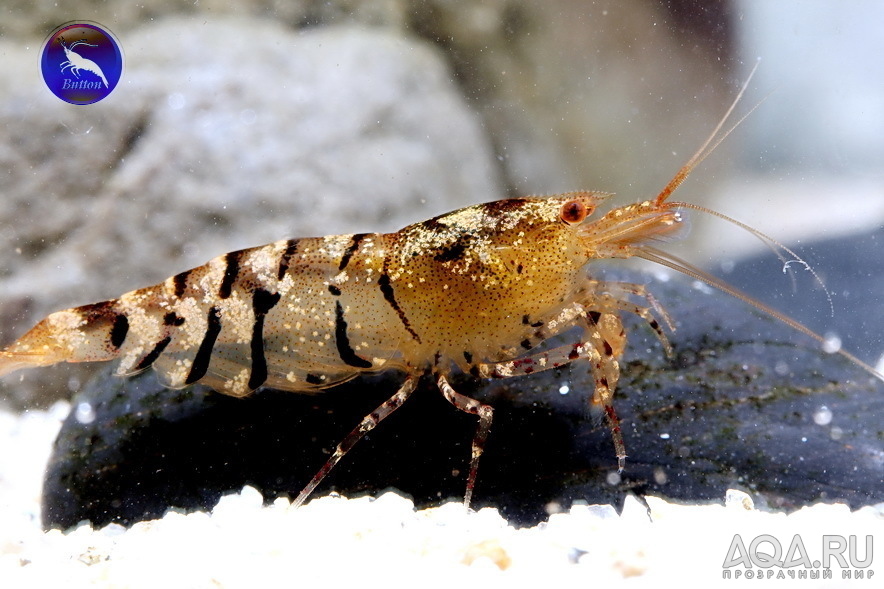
[544,501,564,516]
[813,406,833,426]
[653,468,668,485]
[691,280,713,294]
[606,471,621,486]
[822,333,842,354]
[75,401,95,424]
[653,270,671,283]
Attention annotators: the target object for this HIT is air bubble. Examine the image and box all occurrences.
[813,406,833,426]
[75,401,95,425]
[691,280,713,294]
[653,468,668,485]
[822,333,842,354]
[558,385,570,395]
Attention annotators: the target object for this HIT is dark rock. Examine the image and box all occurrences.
[42,269,884,530]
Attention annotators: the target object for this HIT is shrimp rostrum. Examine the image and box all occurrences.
[1,68,879,508]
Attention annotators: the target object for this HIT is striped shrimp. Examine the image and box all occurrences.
[1,67,880,509]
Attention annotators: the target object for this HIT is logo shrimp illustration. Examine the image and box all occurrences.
[59,40,109,88]
[40,21,123,105]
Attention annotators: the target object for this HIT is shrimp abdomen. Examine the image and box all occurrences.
[0,301,131,377]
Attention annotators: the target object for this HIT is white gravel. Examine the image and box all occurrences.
[1,405,880,588]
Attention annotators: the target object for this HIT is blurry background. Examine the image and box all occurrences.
[0,0,882,407]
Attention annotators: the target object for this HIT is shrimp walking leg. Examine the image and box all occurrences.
[291,375,418,508]
[474,319,630,470]
[436,374,494,507]
[581,281,675,353]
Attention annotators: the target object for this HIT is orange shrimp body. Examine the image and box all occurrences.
[0,193,670,389]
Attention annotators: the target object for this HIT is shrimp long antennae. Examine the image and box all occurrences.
[665,200,835,318]
[655,59,765,206]
[635,245,884,382]
[637,61,878,378]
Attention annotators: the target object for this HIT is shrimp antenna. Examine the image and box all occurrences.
[665,201,835,318]
[649,60,817,297]
[635,245,884,382]
[655,59,764,206]
[641,60,880,381]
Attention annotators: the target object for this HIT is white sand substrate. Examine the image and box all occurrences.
[1,403,880,588]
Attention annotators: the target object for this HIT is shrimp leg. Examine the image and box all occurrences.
[473,315,630,469]
[436,374,494,507]
[291,374,418,508]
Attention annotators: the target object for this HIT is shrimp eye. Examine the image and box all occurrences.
[560,200,589,224]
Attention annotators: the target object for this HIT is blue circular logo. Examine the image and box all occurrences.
[40,21,124,105]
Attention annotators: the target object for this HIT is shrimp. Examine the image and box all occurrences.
[1,64,880,509]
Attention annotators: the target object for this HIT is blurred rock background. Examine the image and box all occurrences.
[0,0,882,407]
